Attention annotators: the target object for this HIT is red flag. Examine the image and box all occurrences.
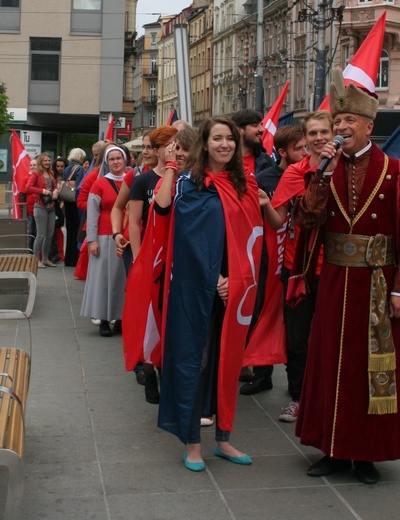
[122,201,170,371]
[105,114,114,141]
[244,222,287,366]
[318,12,386,110]
[11,129,31,219]
[262,82,289,155]
[165,108,178,126]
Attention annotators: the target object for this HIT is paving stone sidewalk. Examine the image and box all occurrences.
[1,265,399,520]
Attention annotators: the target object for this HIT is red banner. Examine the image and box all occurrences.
[11,129,31,219]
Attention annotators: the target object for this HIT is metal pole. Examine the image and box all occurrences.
[255,0,264,113]
[174,24,193,125]
[314,2,326,110]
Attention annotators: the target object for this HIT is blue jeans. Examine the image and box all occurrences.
[33,205,55,262]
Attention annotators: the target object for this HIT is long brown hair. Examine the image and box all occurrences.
[36,153,52,176]
[186,116,246,197]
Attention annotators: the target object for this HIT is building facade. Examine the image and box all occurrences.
[132,21,162,138]
[188,2,214,126]
[0,0,133,170]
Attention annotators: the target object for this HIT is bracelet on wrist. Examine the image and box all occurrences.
[165,160,178,173]
[391,292,400,297]
[112,232,121,241]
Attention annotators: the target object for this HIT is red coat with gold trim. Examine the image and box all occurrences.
[296,143,400,461]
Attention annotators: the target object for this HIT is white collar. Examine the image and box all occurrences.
[343,141,372,159]
[105,172,126,181]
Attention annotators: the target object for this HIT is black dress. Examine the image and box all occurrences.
[62,162,83,266]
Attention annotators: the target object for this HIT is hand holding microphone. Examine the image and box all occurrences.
[317,135,345,177]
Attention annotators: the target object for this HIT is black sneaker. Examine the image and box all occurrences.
[240,374,273,395]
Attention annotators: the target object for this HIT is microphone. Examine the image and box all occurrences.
[316,135,345,176]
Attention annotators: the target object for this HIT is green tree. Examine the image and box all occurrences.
[0,83,13,137]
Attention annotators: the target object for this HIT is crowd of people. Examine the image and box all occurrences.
[20,73,400,483]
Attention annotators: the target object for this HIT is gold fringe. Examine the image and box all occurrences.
[368,396,398,415]
[369,353,396,372]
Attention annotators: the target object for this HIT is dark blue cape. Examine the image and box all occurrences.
[158,174,225,443]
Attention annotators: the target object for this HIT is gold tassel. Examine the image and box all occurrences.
[369,352,396,372]
[368,396,398,415]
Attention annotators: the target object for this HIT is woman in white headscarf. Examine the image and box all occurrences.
[80,146,127,337]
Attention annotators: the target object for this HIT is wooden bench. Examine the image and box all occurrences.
[0,220,37,318]
[0,310,31,520]
[0,348,30,520]
[0,255,38,318]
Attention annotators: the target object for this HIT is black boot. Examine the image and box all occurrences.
[99,320,112,337]
[145,370,160,404]
[113,319,122,334]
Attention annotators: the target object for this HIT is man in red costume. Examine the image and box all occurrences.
[295,68,400,484]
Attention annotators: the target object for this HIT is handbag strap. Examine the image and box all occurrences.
[106,178,120,195]
[66,164,79,182]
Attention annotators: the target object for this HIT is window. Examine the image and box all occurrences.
[31,39,60,81]
[149,111,156,127]
[151,32,157,45]
[72,0,101,8]
[151,56,157,74]
[150,83,156,103]
[29,38,61,107]
[342,44,350,68]
[0,0,20,31]
[71,0,102,33]
[376,50,389,90]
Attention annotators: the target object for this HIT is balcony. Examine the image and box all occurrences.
[140,96,157,105]
[125,31,137,58]
[142,66,158,77]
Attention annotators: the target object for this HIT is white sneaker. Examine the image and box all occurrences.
[91,318,101,326]
[279,401,300,422]
[201,416,214,427]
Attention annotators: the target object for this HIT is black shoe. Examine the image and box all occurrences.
[307,455,352,477]
[113,319,122,334]
[240,373,273,395]
[99,320,113,337]
[135,369,146,386]
[353,461,380,484]
[145,371,160,404]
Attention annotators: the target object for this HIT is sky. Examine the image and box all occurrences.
[135,0,192,36]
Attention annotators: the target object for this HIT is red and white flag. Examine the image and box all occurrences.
[262,82,289,155]
[11,129,31,219]
[319,12,386,111]
[104,114,114,141]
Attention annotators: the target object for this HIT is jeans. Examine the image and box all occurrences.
[28,214,36,252]
[33,204,55,262]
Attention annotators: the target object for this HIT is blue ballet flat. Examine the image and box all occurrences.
[214,446,252,465]
[183,452,205,472]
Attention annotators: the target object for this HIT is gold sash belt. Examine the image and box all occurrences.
[324,232,397,415]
